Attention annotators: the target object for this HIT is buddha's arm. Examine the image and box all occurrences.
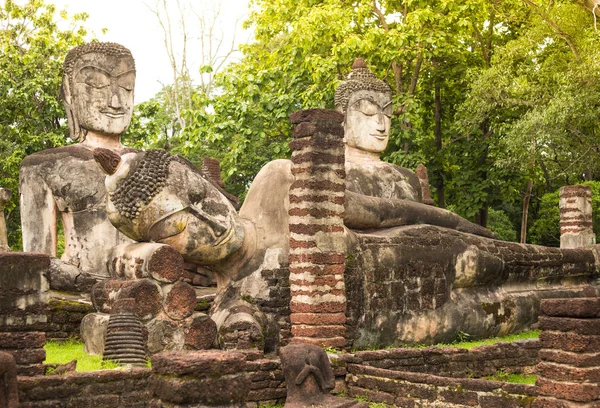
[19,164,58,255]
[344,190,496,239]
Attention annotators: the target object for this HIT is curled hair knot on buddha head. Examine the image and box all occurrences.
[334,58,392,114]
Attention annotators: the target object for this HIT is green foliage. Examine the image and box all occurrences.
[487,208,518,242]
[0,0,88,250]
[44,340,121,372]
[436,330,540,350]
[530,181,600,246]
[486,371,537,385]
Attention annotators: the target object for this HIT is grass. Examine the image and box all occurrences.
[434,330,541,350]
[44,340,121,373]
[486,370,537,384]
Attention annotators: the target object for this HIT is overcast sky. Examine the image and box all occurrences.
[50,0,251,102]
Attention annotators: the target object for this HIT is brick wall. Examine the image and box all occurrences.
[45,299,95,341]
[534,297,600,407]
[0,253,50,376]
[17,368,152,407]
[346,364,537,407]
[350,339,540,378]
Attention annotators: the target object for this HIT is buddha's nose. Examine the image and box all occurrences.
[109,91,122,109]
[376,113,386,132]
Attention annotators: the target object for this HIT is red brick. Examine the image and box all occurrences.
[0,332,45,349]
[289,275,343,287]
[290,336,345,348]
[288,207,343,219]
[539,316,600,336]
[289,109,344,124]
[291,324,345,338]
[290,301,346,314]
[537,377,600,402]
[290,313,346,325]
[541,299,600,318]
[288,224,345,236]
[540,331,600,353]
[539,349,600,368]
[290,264,345,276]
[290,288,345,297]
[538,362,600,383]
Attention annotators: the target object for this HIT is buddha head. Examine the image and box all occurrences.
[62,42,136,140]
[335,58,392,154]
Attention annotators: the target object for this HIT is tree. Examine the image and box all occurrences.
[454,0,600,241]
[181,0,525,204]
[0,0,88,249]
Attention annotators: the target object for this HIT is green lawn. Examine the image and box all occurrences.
[44,340,121,372]
[435,330,541,350]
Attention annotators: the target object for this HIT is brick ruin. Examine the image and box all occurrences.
[2,89,600,406]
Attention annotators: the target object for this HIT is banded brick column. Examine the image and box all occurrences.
[534,298,600,407]
[560,185,594,248]
[288,108,347,348]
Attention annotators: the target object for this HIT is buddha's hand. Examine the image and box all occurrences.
[456,219,497,239]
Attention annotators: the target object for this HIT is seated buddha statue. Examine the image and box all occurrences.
[19,42,137,290]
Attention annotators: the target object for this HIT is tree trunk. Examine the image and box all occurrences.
[434,80,445,208]
[520,180,533,243]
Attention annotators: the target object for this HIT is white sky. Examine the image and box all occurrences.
[50,0,251,102]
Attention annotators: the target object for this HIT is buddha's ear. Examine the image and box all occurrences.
[61,76,81,141]
[61,76,72,105]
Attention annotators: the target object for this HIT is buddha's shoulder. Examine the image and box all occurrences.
[21,145,94,168]
[21,145,137,168]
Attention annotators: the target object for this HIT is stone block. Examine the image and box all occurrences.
[540,331,600,353]
[539,349,600,368]
[537,377,600,402]
[152,350,246,377]
[541,298,600,318]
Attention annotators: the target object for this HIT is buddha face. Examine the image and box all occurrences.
[69,52,135,136]
[343,90,392,153]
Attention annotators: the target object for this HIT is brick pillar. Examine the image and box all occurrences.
[534,298,600,407]
[288,109,347,348]
[560,185,594,248]
[415,164,435,206]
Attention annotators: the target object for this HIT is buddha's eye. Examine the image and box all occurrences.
[118,72,136,92]
[76,67,110,89]
[383,104,393,118]
[351,99,379,116]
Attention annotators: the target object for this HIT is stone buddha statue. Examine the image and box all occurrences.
[20,42,137,289]
[338,58,493,237]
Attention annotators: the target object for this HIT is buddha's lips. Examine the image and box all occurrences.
[102,111,126,118]
[371,134,388,140]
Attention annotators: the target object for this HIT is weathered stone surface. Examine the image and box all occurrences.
[541,298,600,318]
[80,312,110,355]
[163,281,196,321]
[108,243,185,283]
[537,377,600,402]
[20,42,136,285]
[0,351,18,408]
[183,313,216,350]
[0,332,46,349]
[92,279,162,321]
[280,343,367,408]
[538,349,600,368]
[0,188,11,252]
[540,331,600,353]
[289,108,344,125]
[539,316,600,335]
[560,185,595,248]
[152,350,246,377]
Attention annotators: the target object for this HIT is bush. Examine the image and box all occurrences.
[487,208,518,242]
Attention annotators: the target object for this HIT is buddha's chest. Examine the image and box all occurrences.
[45,158,107,213]
[345,162,421,202]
